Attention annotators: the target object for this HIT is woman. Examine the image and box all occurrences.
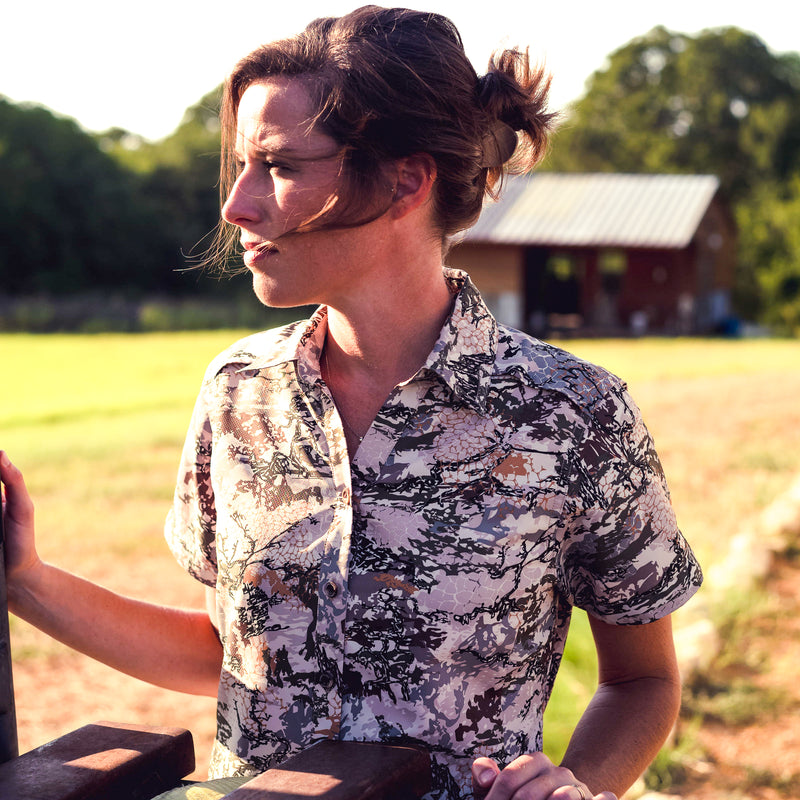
[1,7,702,800]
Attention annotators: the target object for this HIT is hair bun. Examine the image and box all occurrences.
[480,120,518,168]
[476,49,556,179]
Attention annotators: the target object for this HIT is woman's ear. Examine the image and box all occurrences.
[390,153,437,219]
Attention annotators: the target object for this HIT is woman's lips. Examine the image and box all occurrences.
[242,241,278,268]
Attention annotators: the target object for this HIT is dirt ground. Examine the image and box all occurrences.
[664,551,800,800]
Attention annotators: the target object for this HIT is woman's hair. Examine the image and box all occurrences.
[211,5,555,262]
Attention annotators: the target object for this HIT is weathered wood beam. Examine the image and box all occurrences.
[0,720,195,800]
[222,740,431,800]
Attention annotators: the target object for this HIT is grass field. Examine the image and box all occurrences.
[4,332,800,771]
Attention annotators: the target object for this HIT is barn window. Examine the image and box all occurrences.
[599,249,627,276]
[599,249,627,294]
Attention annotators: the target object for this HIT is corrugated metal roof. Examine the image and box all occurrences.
[464,173,720,249]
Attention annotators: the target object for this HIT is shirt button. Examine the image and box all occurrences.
[319,671,336,690]
[323,580,339,599]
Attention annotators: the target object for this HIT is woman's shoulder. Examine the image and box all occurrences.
[201,319,310,382]
[494,325,633,424]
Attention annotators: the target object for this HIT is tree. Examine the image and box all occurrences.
[0,98,179,295]
[0,89,231,300]
[96,87,224,285]
[548,27,800,202]
[736,174,800,335]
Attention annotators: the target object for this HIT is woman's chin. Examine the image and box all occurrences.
[251,274,311,310]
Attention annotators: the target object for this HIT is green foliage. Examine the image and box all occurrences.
[644,717,705,792]
[0,91,225,301]
[0,292,311,333]
[735,174,800,334]
[0,97,176,294]
[549,26,800,199]
[137,297,312,332]
[684,675,789,726]
[96,87,224,267]
[542,609,597,762]
[98,87,222,174]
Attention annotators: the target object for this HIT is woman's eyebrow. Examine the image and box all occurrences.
[237,140,339,161]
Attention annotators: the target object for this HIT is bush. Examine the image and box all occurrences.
[0,293,313,333]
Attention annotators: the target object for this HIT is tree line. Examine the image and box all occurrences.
[1,26,799,333]
[0,87,223,299]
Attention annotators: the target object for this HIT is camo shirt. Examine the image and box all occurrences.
[166,269,702,799]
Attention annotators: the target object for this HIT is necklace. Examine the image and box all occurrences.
[322,347,364,444]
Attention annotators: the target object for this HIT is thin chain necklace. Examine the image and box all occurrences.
[322,346,364,444]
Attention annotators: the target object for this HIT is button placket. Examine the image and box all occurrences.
[313,427,354,728]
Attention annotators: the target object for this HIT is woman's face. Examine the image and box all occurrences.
[222,78,379,308]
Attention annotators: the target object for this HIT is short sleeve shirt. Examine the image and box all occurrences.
[165,269,702,799]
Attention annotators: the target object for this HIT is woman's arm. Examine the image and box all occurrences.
[560,614,682,794]
[1,451,222,697]
[472,614,681,800]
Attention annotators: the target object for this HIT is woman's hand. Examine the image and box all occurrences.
[472,753,617,800]
[0,451,44,592]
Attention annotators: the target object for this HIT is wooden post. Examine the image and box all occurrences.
[222,740,431,800]
[0,721,195,800]
[0,508,19,764]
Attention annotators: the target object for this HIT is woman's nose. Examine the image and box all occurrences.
[222,171,264,227]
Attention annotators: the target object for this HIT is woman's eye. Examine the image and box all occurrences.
[265,161,293,175]
[233,158,294,177]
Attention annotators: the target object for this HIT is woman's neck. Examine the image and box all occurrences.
[325,258,453,386]
[320,254,454,452]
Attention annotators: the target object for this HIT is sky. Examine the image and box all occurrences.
[2,0,797,142]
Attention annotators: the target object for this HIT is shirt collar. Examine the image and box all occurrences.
[420,268,497,415]
[239,269,498,414]
[239,305,328,387]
